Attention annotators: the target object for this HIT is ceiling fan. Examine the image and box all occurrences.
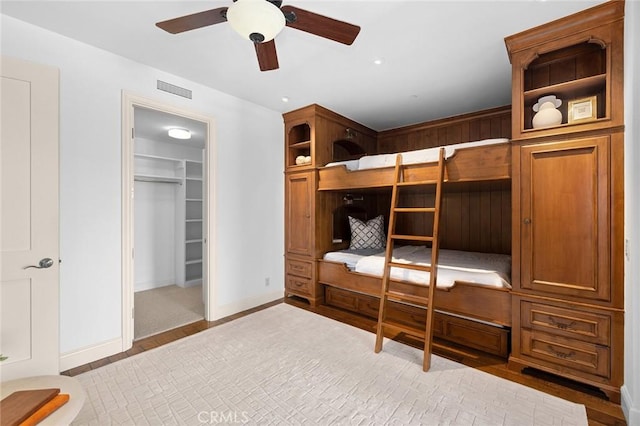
[156,0,360,72]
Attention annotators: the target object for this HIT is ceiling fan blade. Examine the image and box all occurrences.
[281,5,360,45]
[255,40,279,71]
[156,7,228,34]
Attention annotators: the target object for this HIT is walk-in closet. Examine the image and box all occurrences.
[132,106,206,339]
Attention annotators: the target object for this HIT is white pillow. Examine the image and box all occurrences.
[348,215,386,250]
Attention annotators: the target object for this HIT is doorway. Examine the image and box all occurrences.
[122,93,216,349]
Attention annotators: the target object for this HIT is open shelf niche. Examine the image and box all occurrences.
[522,41,607,132]
[287,122,312,168]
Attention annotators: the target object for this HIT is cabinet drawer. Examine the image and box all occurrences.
[443,317,508,357]
[358,295,381,319]
[521,301,611,345]
[521,329,610,379]
[325,286,358,311]
[286,275,312,296]
[324,286,508,357]
[325,286,380,318]
[286,258,313,279]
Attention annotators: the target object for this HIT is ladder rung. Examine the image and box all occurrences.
[385,291,429,305]
[397,180,438,187]
[393,207,436,213]
[388,261,432,273]
[390,234,434,242]
[380,320,425,339]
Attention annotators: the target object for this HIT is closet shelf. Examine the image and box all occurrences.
[134,174,182,184]
[186,239,204,244]
[186,219,203,223]
[186,259,203,265]
[134,153,184,163]
[186,198,202,202]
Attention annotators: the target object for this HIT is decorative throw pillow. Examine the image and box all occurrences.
[348,215,386,250]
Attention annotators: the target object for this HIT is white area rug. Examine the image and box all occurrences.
[73,304,587,425]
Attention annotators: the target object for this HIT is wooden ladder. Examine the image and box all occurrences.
[374,147,446,371]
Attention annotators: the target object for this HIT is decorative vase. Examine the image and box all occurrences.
[532,95,562,129]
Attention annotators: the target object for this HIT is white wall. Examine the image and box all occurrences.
[133,180,177,292]
[1,15,284,362]
[623,1,640,424]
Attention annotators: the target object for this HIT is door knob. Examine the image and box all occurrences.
[23,258,54,269]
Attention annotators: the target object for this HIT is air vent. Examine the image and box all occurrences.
[157,80,192,99]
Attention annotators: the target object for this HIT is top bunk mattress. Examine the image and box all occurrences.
[318,138,512,190]
[324,138,509,171]
[323,245,511,290]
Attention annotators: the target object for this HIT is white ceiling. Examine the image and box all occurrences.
[134,106,207,148]
[1,0,602,131]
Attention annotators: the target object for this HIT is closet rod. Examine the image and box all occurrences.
[134,177,182,185]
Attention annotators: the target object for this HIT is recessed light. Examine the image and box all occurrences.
[282,96,290,103]
[168,128,191,140]
[373,58,383,65]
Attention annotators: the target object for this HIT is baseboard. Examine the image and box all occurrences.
[211,290,283,321]
[134,280,175,292]
[621,385,639,425]
[59,337,122,372]
[178,279,202,288]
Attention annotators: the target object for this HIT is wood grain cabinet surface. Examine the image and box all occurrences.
[517,136,611,304]
[506,1,625,403]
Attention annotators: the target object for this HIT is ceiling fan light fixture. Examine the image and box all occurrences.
[227,0,285,43]
[168,128,192,140]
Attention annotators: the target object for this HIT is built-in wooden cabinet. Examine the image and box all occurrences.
[505,0,624,141]
[284,171,317,303]
[506,1,624,402]
[517,136,611,304]
[283,105,377,306]
[284,104,377,172]
[285,172,314,257]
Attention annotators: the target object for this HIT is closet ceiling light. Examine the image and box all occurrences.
[168,128,191,140]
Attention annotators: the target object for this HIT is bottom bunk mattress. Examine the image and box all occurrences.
[323,246,511,289]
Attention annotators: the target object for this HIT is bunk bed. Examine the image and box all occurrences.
[317,138,512,320]
[316,138,514,356]
[284,104,513,357]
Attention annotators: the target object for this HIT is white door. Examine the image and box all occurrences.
[0,56,60,381]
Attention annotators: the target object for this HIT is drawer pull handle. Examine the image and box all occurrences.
[291,265,304,270]
[548,316,577,330]
[547,345,576,360]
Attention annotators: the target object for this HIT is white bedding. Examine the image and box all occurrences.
[324,138,509,170]
[323,248,381,270]
[323,245,511,290]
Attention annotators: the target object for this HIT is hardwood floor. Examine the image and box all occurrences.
[62,297,626,425]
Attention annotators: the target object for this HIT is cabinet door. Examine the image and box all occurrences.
[285,172,315,256]
[519,136,610,302]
